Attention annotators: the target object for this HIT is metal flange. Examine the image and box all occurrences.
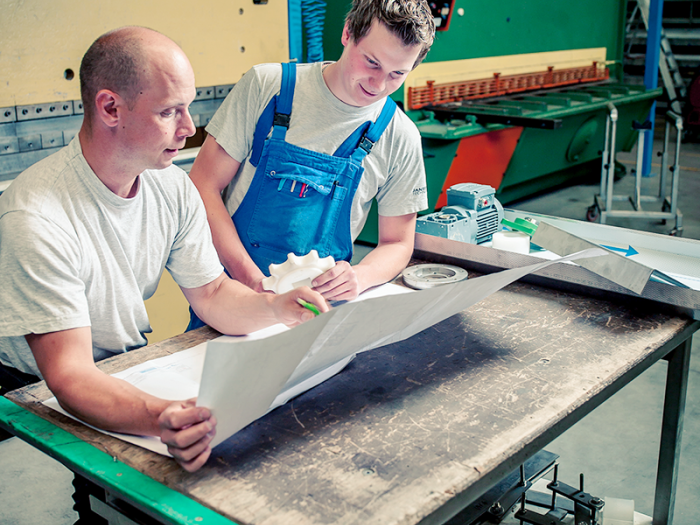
[401,264,468,290]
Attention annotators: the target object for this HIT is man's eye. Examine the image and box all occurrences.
[161,110,174,117]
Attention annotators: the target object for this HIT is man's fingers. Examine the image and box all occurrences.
[168,434,215,472]
[312,261,350,290]
[162,418,216,449]
[320,284,357,302]
[159,401,217,473]
[160,403,211,431]
[176,448,213,473]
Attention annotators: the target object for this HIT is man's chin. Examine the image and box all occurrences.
[155,149,181,169]
[148,158,174,171]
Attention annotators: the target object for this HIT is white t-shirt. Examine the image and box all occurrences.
[206,62,429,239]
[0,137,223,377]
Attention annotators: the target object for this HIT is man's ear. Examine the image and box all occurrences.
[341,21,351,47]
[94,89,122,129]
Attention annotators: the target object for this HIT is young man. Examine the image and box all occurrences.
[0,27,327,473]
[188,0,435,330]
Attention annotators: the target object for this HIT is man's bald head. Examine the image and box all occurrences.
[79,27,183,133]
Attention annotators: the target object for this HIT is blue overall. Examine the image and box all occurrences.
[187,63,396,331]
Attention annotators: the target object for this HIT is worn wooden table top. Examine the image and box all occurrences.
[7,279,699,525]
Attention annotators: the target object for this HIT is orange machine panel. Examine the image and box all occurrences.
[435,126,523,209]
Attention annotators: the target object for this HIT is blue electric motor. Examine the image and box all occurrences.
[416,183,504,244]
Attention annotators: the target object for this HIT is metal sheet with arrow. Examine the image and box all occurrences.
[414,209,700,319]
[531,221,653,295]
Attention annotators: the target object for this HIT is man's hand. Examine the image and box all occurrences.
[311,261,361,302]
[158,399,217,472]
[272,287,330,326]
[310,213,417,302]
[28,328,219,473]
[247,274,268,294]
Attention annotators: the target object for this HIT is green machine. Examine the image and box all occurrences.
[320,1,661,244]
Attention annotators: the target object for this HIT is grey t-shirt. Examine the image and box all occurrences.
[0,137,223,377]
[206,62,429,239]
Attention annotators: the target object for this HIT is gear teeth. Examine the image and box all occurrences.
[288,253,305,267]
[262,250,336,294]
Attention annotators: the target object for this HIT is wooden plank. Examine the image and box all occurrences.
[6,282,697,525]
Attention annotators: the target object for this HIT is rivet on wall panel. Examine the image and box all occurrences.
[18,134,42,152]
[0,138,19,155]
[0,107,16,123]
[215,85,235,98]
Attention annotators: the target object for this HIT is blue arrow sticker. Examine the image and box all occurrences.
[601,244,639,257]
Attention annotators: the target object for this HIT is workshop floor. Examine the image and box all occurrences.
[1,134,699,524]
[507,136,700,523]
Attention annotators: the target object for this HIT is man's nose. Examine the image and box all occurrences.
[368,72,386,94]
[179,109,196,138]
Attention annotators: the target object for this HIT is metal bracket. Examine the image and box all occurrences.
[514,465,604,525]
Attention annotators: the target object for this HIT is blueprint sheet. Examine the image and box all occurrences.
[44,248,604,455]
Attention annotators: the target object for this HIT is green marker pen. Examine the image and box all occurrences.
[296,298,321,316]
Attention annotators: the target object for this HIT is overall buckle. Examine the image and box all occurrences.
[273,113,291,128]
[358,135,374,154]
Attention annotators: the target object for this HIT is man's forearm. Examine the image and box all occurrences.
[190,276,278,335]
[354,240,413,293]
[189,135,265,290]
[353,212,417,293]
[198,190,264,288]
[51,368,170,436]
[217,226,266,289]
[28,328,169,437]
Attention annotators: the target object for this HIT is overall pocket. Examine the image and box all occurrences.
[247,141,350,258]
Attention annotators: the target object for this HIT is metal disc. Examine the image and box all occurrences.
[402,264,469,290]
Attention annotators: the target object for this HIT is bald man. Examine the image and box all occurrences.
[0,27,328,472]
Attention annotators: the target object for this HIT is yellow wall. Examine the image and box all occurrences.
[144,271,191,344]
[0,0,289,107]
[0,1,290,343]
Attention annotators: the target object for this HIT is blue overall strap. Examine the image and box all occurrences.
[271,62,296,140]
[249,63,297,167]
[333,97,397,160]
[249,96,276,167]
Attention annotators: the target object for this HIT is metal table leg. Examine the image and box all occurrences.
[653,336,692,525]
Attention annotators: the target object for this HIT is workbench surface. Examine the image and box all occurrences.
[3,279,698,525]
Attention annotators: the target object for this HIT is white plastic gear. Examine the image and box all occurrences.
[262,250,336,294]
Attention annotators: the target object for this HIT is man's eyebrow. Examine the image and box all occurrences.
[160,100,191,108]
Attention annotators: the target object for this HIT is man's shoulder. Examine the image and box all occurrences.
[245,63,284,88]
[385,104,421,142]
[218,63,284,112]
[247,62,319,92]
[250,62,284,76]
[0,145,77,215]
